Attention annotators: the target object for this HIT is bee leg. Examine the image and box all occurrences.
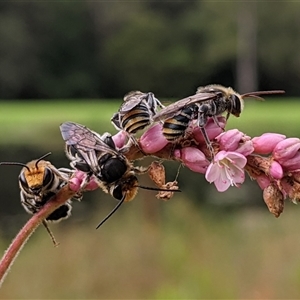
[211,115,225,131]
[133,165,150,175]
[199,127,215,159]
[128,135,146,155]
[42,220,59,247]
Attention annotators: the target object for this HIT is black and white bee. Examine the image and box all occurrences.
[0,153,82,245]
[154,84,285,155]
[111,91,164,145]
[60,121,180,228]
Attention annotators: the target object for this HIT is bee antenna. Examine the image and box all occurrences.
[35,152,52,169]
[137,185,182,192]
[96,195,125,229]
[0,161,31,172]
[242,90,285,98]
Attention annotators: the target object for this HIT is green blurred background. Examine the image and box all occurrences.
[1,2,300,299]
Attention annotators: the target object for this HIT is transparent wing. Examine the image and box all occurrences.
[153,92,216,121]
[120,91,145,112]
[60,122,115,154]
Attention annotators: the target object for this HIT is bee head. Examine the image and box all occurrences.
[0,152,53,195]
[110,174,138,202]
[20,153,54,194]
[229,93,244,117]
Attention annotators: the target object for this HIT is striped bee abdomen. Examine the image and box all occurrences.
[120,103,151,134]
[162,105,197,141]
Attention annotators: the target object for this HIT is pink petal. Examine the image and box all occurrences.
[252,133,286,154]
[216,129,243,151]
[179,147,210,174]
[281,152,300,171]
[273,137,300,162]
[235,140,254,156]
[69,177,82,192]
[192,116,226,144]
[214,174,231,192]
[269,161,283,179]
[140,123,169,153]
[112,131,128,149]
[256,174,271,190]
[205,163,220,183]
[217,151,247,168]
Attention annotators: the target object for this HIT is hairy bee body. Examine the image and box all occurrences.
[162,105,198,141]
[18,158,78,222]
[60,122,181,227]
[60,122,141,203]
[154,84,284,152]
[111,91,164,137]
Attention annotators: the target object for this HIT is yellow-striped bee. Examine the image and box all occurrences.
[60,121,180,228]
[111,91,164,144]
[0,153,81,245]
[154,84,285,154]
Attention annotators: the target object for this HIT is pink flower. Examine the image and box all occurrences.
[112,131,128,149]
[269,161,283,179]
[280,152,300,171]
[205,151,247,192]
[216,129,254,156]
[216,129,243,151]
[256,174,271,190]
[273,137,300,163]
[174,147,210,174]
[192,116,226,144]
[69,170,99,192]
[140,123,169,153]
[252,133,286,154]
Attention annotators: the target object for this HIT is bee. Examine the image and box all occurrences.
[0,153,81,245]
[111,91,164,145]
[60,121,180,228]
[154,84,285,154]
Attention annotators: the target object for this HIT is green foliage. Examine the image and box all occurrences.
[0,100,120,147]
[0,97,297,147]
[0,2,300,98]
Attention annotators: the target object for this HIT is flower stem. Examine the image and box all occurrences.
[0,184,75,288]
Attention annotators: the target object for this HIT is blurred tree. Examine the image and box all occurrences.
[236,2,258,93]
[0,1,299,99]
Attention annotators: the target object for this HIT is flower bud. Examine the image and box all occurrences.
[269,161,283,179]
[216,129,243,151]
[273,137,300,162]
[235,140,254,157]
[140,123,168,153]
[256,174,271,190]
[281,152,300,171]
[252,133,286,154]
[112,131,128,149]
[192,116,226,144]
[177,147,209,174]
[69,170,99,191]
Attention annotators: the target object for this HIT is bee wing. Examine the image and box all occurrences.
[120,91,145,112]
[60,122,119,175]
[153,92,216,121]
[60,122,114,153]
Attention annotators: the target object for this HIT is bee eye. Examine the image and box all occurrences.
[43,167,53,186]
[19,172,28,189]
[231,95,241,115]
[112,184,123,201]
